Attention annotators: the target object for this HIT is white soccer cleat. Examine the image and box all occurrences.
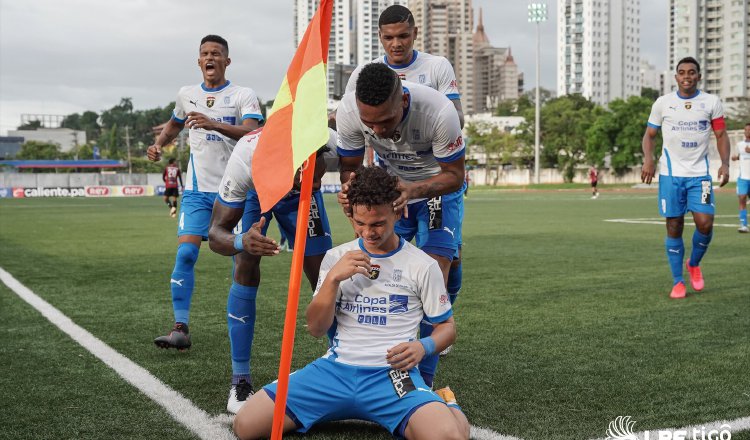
[170,207,177,218]
[227,379,254,414]
[439,345,452,356]
[739,225,749,233]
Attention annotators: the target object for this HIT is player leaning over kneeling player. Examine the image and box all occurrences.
[233,165,469,440]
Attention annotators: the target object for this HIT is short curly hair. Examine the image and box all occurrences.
[348,166,400,209]
[356,63,400,106]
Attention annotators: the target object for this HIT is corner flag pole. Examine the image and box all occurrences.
[270,152,317,440]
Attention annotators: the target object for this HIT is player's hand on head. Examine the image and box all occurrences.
[386,341,425,372]
[147,144,162,162]
[338,172,355,217]
[393,179,409,217]
[329,250,370,282]
[242,217,280,256]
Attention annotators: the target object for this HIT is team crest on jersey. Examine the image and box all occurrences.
[397,73,406,80]
[411,129,421,141]
[369,264,381,280]
[684,102,692,110]
[391,130,401,142]
[206,96,215,108]
[392,269,402,282]
[418,74,426,84]
[224,96,231,104]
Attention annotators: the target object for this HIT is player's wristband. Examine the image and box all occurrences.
[419,336,436,357]
[233,233,245,252]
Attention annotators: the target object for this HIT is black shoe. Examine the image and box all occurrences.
[227,379,254,414]
[154,322,192,350]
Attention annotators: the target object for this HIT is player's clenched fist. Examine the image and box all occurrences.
[328,250,371,282]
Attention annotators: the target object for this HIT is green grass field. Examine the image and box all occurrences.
[1,188,748,440]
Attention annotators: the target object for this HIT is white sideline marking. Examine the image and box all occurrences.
[605,214,738,228]
[0,267,235,440]
[588,415,750,440]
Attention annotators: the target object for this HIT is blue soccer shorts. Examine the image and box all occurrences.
[737,178,750,196]
[263,357,446,436]
[396,182,465,260]
[240,190,332,256]
[177,190,217,239]
[658,175,715,217]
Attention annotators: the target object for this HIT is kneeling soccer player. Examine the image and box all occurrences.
[233,165,469,440]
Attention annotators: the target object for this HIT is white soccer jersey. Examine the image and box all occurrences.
[315,238,452,367]
[737,140,750,180]
[336,82,464,187]
[647,90,725,177]
[172,82,263,192]
[217,129,262,208]
[345,51,460,100]
[218,127,338,207]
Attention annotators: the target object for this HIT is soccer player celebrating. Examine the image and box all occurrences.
[345,4,464,128]
[232,165,469,440]
[147,35,264,349]
[208,128,335,413]
[163,158,183,218]
[730,122,750,233]
[641,56,730,299]
[337,63,464,387]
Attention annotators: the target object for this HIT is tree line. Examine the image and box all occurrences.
[466,87,750,182]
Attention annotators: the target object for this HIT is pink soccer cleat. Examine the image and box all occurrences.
[685,259,704,291]
[669,281,687,299]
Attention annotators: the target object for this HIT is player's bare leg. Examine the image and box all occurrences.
[233,390,297,440]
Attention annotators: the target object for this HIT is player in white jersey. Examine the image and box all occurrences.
[232,165,469,440]
[337,63,464,388]
[344,5,463,127]
[641,56,730,299]
[147,35,264,350]
[730,122,750,233]
[208,128,335,413]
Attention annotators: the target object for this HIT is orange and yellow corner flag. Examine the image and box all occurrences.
[251,0,333,212]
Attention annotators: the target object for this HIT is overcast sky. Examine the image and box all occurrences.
[0,0,668,136]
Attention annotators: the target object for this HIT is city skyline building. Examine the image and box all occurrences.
[473,8,523,112]
[556,0,641,105]
[668,0,749,109]
[409,0,476,113]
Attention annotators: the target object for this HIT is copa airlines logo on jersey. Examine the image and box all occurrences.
[606,416,731,440]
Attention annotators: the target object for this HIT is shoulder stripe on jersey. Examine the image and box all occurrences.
[436,149,465,164]
[242,113,265,122]
[200,81,232,92]
[446,93,460,100]
[337,146,365,157]
[425,308,453,324]
[647,122,661,130]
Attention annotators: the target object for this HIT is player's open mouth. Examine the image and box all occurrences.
[206,63,215,73]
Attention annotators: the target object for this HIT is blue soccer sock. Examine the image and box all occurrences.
[418,321,438,388]
[689,230,712,267]
[740,209,748,227]
[171,243,199,324]
[447,262,462,305]
[227,282,258,378]
[665,237,684,285]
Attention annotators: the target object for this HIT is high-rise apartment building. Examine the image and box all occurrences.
[668,0,749,107]
[294,0,407,98]
[409,0,476,113]
[473,8,523,112]
[557,0,641,105]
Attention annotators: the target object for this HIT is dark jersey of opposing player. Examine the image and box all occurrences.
[163,164,182,189]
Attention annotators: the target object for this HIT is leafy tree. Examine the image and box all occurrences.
[586,95,658,175]
[641,87,660,101]
[466,122,532,184]
[726,100,750,130]
[62,110,101,141]
[17,120,42,130]
[518,94,601,182]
